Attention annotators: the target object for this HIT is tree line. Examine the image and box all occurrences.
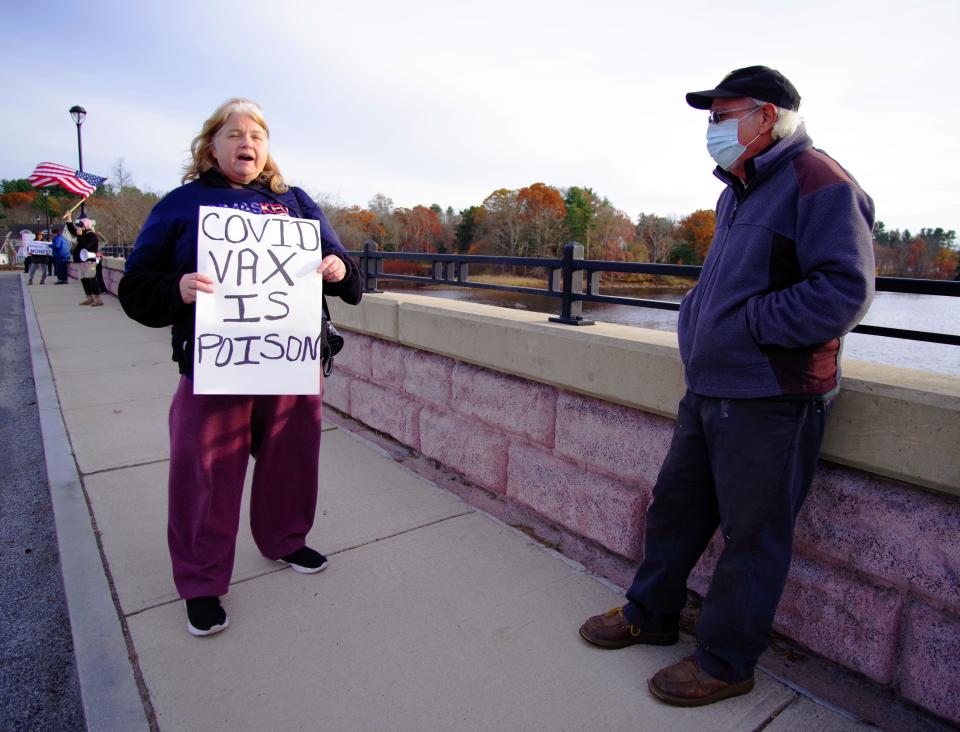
[3,162,957,279]
[872,223,958,279]
[321,184,718,267]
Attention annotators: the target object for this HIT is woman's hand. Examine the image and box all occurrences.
[316,254,347,283]
[179,272,214,304]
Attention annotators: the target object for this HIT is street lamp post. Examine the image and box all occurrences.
[42,189,50,232]
[35,215,41,237]
[69,105,87,217]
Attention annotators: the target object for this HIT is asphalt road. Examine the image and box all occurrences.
[0,272,85,730]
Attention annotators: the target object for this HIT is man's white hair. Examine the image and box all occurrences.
[752,98,802,140]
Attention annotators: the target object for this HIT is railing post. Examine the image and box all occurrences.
[432,260,459,281]
[362,240,383,293]
[548,241,594,326]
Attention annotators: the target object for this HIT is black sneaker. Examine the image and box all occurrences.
[185,596,229,636]
[279,546,328,574]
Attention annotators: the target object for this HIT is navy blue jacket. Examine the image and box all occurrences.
[119,169,361,375]
[678,126,875,399]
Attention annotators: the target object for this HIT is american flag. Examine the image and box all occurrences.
[29,162,108,198]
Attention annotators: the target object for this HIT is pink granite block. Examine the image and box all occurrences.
[452,363,557,446]
[350,380,421,450]
[322,371,351,413]
[402,350,453,407]
[506,442,646,558]
[419,407,508,492]
[774,556,902,684]
[555,392,673,485]
[335,332,373,379]
[102,268,122,294]
[796,463,960,608]
[900,602,960,725]
[370,339,406,387]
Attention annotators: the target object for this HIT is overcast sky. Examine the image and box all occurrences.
[4,0,958,235]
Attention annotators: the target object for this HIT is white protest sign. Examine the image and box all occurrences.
[193,205,326,395]
[27,243,53,256]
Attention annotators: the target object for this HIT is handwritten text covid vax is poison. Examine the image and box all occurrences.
[193,206,326,395]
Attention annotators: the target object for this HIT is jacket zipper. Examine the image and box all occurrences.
[687,193,739,340]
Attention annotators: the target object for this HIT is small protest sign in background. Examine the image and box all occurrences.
[27,243,53,256]
[193,206,326,395]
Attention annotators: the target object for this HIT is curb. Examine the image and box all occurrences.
[22,280,150,732]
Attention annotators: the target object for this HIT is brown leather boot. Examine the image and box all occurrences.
[579,607,678,649]
[648,656,754,707]
[90,295,103,307]
[78,296,93,306]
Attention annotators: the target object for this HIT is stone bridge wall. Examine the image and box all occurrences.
[325,291,960,725]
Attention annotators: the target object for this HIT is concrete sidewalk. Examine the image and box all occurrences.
[23,277,872,731]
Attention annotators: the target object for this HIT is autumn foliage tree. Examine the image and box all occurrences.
[395,205,444,252]
[636,213,677,263]
[517,183,567,257]
[591,203,636,261]
[475,189,523,256]
[326,205,381,249]
[662,209,717,265]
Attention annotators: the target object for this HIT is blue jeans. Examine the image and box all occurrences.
[28,260,47,283]
[624,390,828,682]
[54,260,69,283]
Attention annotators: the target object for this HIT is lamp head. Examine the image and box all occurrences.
[69,105,87,126]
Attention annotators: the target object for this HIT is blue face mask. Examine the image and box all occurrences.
[706,107,761,170]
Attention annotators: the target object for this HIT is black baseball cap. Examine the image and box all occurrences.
[686,65,801,111]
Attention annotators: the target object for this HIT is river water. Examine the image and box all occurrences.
[392,285,960,377]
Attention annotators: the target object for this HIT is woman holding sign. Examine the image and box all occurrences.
[119,98,361,636]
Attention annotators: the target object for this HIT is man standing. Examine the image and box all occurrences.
[579,66,875,707]
[50,227,71,284]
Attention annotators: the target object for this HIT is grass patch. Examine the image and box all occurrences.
[470,274,546,288]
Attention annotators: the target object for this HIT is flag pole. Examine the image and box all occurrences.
[62,199,85,218]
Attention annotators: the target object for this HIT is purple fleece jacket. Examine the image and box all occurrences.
[678,125,875,399]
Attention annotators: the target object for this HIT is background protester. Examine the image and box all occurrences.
[20,239,31,275]
[65,215,102,306]
[118,98,361,637]
[579,66,875,707]
[50,226,71,284]
[27,232,50,285]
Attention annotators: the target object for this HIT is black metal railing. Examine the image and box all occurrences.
[349,240,960,346]
[100,245,134,258]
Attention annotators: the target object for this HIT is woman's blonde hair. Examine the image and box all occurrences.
[182,98,288,193]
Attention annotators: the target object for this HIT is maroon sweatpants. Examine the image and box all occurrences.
[167,376,324,599]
